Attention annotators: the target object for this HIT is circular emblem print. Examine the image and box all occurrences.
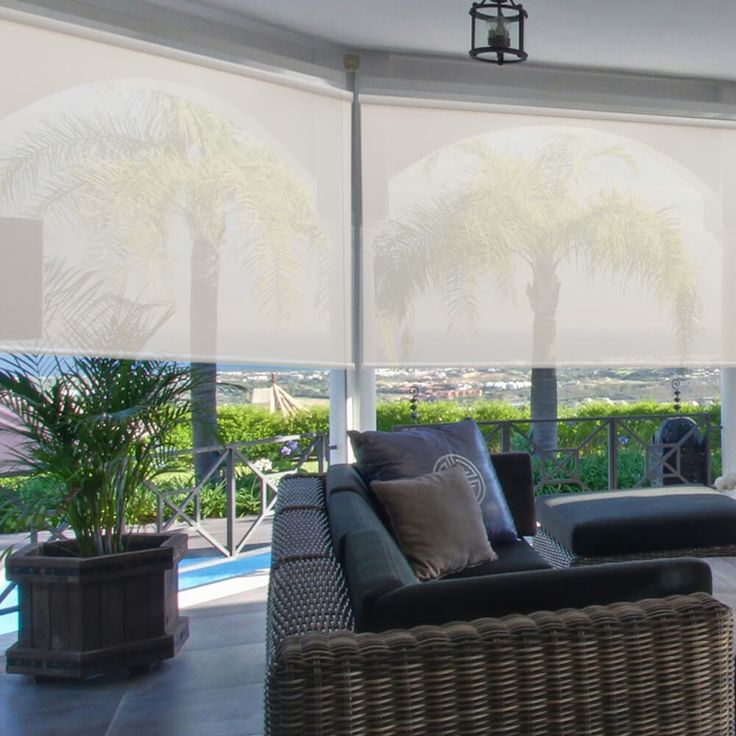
[433,453,486,503]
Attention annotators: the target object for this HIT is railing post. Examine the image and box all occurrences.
[608,417,618,490]
[502,422,511,453]
[156,494,163,533]
[705,416,712,485]
[226,447,236,557]
[194,454,202,526]
[317,433,326,473]
[260,474,268,517]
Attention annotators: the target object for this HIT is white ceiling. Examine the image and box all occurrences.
[147,0,736,81]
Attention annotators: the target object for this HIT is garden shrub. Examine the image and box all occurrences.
[0,476,66,533]
[0,400,722,532]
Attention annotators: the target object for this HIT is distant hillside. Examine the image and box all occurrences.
[217,366,720,409]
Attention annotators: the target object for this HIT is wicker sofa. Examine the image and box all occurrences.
[266,455,736,736]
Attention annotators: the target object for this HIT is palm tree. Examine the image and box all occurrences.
[0,354,193,557]
[373,135,700,450]
[0,85,325,480]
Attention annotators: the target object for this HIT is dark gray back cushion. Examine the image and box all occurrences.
[349,419,518,545]
[342,527,418,630]
[490,452,537,537]
[328,488,388,563]
[326,463,372,504]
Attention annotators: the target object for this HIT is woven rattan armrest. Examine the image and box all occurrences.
[268,592,734,736]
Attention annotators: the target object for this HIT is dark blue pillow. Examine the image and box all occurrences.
[348,419,518,546]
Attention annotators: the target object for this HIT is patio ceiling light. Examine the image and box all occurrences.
[469,0,528,65]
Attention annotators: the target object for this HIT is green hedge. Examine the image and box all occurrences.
[0,400,721,533]
[166,405,330,451]
[163,400,720,453]
[376,400,524,431]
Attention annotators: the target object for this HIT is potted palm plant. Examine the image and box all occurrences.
[0,354,194,679]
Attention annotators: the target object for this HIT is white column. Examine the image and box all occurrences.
[722,225,736,476]
[327,55,377,465]
[721,367,736,476]
[328,369,350,464]
[328,367,376,464]
[355,366,376,431]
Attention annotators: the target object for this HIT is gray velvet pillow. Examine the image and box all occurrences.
[370,466,497,581]
[349,419,518,545]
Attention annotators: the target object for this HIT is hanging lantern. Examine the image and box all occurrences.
[470,1,528,65]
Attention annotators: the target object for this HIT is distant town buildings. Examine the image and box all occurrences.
[217,366,721,409]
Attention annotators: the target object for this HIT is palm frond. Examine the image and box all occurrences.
[567,188,701,350]
[0,355,192,556]
[371,133,698,364]
[218,146,326,322]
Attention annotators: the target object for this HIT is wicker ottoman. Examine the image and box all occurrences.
[534,485,736,567]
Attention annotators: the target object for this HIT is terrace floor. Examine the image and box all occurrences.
[2,538,736,736]
[0,520,272,736]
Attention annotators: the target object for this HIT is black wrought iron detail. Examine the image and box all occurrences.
[469,0,528,65]
[396,411,714,495]
[409,385,419,424]
[672,378,682,412]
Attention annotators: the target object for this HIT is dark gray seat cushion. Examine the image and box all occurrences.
[536,486,736,557]
[446,539,550,578]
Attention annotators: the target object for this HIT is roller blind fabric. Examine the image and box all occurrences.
[362,95,736,367]
[0,16,352,367]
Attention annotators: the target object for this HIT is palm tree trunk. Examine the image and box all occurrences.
[527,254,560,451]
[190,231,222,484]
[191,361,218,482]
[530,367,558,451]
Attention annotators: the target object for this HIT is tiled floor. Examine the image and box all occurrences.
[2,554,736,736]
[0,519,272,736]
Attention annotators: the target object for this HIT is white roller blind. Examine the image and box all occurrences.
[0,16,352,367]
[362,96,736,367]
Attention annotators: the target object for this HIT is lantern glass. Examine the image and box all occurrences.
[470,1,527,64]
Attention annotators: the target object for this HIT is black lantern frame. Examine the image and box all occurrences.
[469,0,527,65]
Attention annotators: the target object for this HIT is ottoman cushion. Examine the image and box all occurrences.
[536,486,736,558]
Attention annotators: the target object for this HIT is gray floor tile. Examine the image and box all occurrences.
[0,696,121,736]
[125,641,266,696]
[0,673,129,714]
[0,631,18,650]
[107,682,264,736]
[186,588,268,618]
[185,610,266,650]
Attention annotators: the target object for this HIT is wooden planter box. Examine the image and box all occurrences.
[5,532,189,679]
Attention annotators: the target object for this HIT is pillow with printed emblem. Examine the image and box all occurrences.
[349,418,518,546]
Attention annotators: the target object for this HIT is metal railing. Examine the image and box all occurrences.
[0,411,719,581]
[472,412,715,494]
[0,432,327,579]
[148,432,327,557]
